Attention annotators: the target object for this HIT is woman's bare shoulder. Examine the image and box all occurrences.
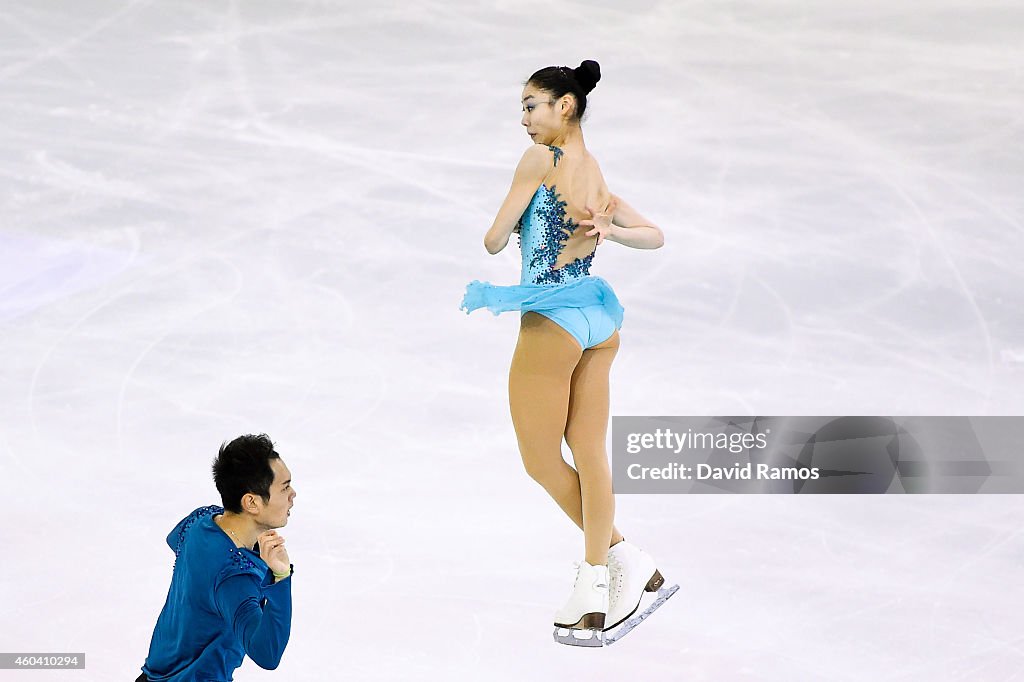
[583,151,610,196]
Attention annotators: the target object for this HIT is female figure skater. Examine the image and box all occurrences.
[461,60,668,645]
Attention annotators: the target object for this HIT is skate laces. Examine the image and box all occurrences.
[606,553,625,597]
[568,561,609,593]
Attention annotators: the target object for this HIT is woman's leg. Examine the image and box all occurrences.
[564,330,621,566]
[509,313,623,555]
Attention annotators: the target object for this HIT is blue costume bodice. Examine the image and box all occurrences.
[517,147,596,286]
[460,144,624,334]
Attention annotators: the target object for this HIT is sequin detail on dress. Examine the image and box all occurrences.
[548,145,563,167]
[518,183,594,285]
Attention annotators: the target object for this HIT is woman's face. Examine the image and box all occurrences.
[521,84,569,145]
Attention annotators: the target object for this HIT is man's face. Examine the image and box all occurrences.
[258,457,295,528]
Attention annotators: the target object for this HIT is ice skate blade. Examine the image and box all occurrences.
[603,584,679,646]
[553,626,605,648]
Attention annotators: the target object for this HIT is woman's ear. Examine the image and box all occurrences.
[561,94,578,120]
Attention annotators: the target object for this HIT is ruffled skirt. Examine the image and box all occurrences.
[460,275,624,329]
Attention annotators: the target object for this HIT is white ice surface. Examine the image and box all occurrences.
[2,1,1023,680]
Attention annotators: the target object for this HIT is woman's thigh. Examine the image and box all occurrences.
[508,312,584,464]
[564,330,619,464]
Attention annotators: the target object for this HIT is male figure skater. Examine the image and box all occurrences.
[138,434,296,681]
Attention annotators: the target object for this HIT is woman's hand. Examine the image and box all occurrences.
[581,196,619,246]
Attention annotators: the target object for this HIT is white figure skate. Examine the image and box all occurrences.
[552,561,608,647]
[602,541,679,645]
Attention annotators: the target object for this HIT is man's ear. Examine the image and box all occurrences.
[241,492,259,514]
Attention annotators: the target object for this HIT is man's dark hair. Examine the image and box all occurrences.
[212,434,280,513]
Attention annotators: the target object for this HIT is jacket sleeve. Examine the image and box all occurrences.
[214,571,293,669]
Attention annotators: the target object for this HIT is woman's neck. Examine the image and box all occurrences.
[551,125,585,151]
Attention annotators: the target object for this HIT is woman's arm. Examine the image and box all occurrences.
[605,194,664,249]
[483,145,552,254]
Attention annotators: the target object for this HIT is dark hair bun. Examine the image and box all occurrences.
[573,60,601,95]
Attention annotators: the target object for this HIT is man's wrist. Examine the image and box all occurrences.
[271,563,294,581]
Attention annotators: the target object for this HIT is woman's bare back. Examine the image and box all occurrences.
[539,146,611,270]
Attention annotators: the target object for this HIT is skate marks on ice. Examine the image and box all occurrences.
[552,583,680,647]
